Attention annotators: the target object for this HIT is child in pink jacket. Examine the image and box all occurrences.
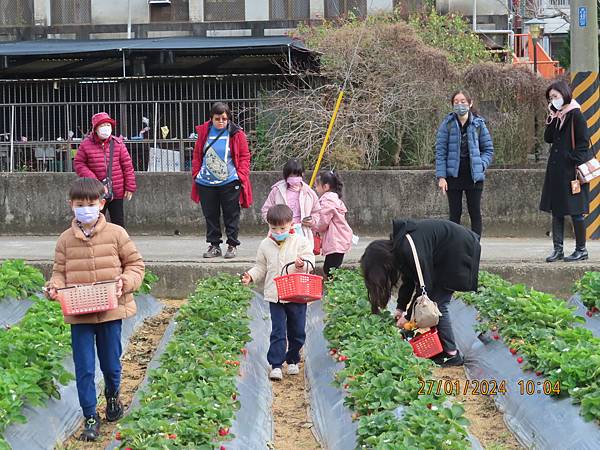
[261,159,320,250]
[313,170,353,278]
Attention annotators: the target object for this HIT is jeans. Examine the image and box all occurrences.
[267,302,307,368]
[197,180,241,247]
[428,287,456,353]
[447,189,483,238]
[71,320,123,417]
[101,198,125,228]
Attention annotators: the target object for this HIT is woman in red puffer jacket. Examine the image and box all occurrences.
[74,112,137,228]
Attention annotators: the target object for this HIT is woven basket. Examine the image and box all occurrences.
[58,281,118,316]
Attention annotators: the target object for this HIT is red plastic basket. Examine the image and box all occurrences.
[57,281,119,316]
[409,328,444,358]
[274,260,323,303]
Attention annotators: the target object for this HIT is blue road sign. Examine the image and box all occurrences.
[579,7,587,27]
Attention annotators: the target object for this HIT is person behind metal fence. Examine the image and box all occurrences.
[311,169,353,279]
[241,204,315,381]
[74,112,136,229]
[435,91,494,239]
[541,80,592,263]
[360,218,481,367]
[44,177,144,442]
[261,158,320,252]
[191,102,253,259]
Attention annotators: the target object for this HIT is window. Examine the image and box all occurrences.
[325,0,367,18]
[0,0,33,26]
[51,0,91,25]
[204,0,245,22]
[150,0,189,22]
[270,0,310,20]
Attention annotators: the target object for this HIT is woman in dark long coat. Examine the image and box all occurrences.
[360,219,481,366]
[541,80,591,262]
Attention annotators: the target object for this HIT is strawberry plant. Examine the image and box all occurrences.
[324,270,471,449]
[0,259,45,300]
[135,270,159,296]
[460,271,600,424]
[0,297,73,447]
[116,275,252,449]
[573,271,600,314]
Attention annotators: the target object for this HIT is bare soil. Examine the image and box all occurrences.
[271,359,321,450]
[59,298,185,450]
[433,366,523,450]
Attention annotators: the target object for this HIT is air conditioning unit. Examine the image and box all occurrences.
[148,0,171,4]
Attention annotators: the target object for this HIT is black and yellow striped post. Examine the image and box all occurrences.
[572,72,600,238]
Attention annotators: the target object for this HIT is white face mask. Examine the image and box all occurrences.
[551,97,564,110]
[96,125,112,140]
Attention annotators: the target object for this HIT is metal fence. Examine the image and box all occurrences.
[50,0,92,25]
[0,75,309,173]
[0,0,33,26]
[204,0,245,22]
[270,0,310,20]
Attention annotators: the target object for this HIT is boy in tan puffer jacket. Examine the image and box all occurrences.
[45,177,144,442]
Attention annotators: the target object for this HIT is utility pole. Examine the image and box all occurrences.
[570,0,600,238]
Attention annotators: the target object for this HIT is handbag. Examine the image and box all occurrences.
[102,140,115,202]
[572,121,600,184]
[195,127,227,184]
[405,234,442,328]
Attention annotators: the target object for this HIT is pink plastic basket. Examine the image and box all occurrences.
[57,281,118,316]
[409,328,444,359]
[274,260,323,303]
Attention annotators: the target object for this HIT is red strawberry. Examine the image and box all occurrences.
[115,432,122,441]
[233,360,240,366]
[218,428,229,436]
[492,334,500,340]
[510,348,517,355]
[338,355,348,362]
[536,371,542,376]
[220,446,226,450]
[125,448,132,450]
[232,394,237,401]
[344,384,349,389]
[586,310,593,317]
[592,306,599,313]
[168,434,177,439]
[427,403,432,409]
[330,348,337,355]
[517,357,524,364]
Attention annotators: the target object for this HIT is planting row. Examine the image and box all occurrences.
[323,270,473,449]
[116,275,253,449]
[460,271,600,424]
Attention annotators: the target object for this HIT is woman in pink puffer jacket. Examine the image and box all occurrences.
[74,112,136,228]
[312,170,353,278]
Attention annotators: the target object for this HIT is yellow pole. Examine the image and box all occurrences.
[309,89,345,187]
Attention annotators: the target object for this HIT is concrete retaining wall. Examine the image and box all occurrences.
[0,170,551,236]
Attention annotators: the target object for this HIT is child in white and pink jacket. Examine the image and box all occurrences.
[313,170,353,278]
[261,159,320,251]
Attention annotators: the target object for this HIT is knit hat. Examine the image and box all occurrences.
[91,112,116,130]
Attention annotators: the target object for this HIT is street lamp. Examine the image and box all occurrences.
[525,18,545,74]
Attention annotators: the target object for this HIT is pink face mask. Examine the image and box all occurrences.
[287,176,303,188]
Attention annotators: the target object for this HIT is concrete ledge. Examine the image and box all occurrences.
[0,169,551,236]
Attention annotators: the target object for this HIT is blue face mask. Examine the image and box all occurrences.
[453,104,469,117]
[271,231,289,242]
[74,206,100,224]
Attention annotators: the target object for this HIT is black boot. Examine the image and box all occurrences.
[546,216,564,262]
[105,389,124,422]
[79,414,100,441]
[565,219,589,262]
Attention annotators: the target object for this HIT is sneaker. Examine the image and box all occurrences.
[203,244,222,258]
[269,367,283,381]
[79,414,100,441]
[105,390,124,422]
[287,363,300,375]
[433,351,464,367]
[224,245,237,259]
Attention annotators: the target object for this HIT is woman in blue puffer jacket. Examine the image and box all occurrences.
[435,90,494,238]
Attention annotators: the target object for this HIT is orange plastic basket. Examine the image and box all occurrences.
[274,260,323,304]
[409,328,443,358]
[57,281,119,316]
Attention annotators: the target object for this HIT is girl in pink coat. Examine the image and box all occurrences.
[313,170,353,278]
[261,159,320,250]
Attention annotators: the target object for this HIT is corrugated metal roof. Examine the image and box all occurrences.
[0,36,309,56]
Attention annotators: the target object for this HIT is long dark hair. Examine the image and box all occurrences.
[317,170,344,199]
[360,239,400,314]
[545,80,573,105]
[451,90,480,116]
